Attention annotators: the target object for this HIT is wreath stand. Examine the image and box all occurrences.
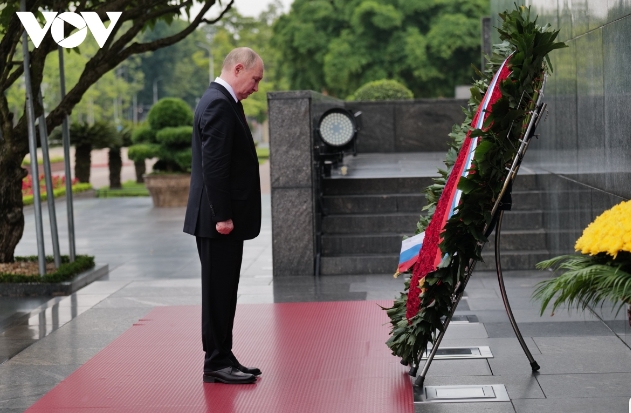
[411,82,548,390]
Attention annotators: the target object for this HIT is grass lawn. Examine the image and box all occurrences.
[23,183,92,206]
[22,156,65,166]
[96,180,149,198]
[257,147,269,165]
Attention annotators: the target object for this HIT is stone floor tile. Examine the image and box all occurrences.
[422,359,493,377]
[489,352,631,375]
[414,401,516,413]
[437,337,542,357]
[484,321,614,338]
[533,335,631,355]
[536,373,631,398]
[512,396,629,413]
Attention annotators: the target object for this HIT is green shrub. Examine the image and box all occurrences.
[131,125,157,144]
[128,98,194,173]
[0,255,95,283]
[127,143,160,163]
[348,79,413,101]
[147,98,193,131]
[156,126,193,146]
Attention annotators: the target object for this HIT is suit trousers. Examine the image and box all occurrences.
[196,237,244,372]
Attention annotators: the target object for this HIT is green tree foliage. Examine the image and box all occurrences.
[272,0,489,98]
[0,0,234,263]
[128,98,193,173]
[348,79,413,101]
[137,1,287,123]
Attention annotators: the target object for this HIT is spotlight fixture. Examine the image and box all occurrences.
[314,108,362,178]
[316,108,361,154]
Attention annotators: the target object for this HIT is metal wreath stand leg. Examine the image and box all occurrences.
[411,81,548,389]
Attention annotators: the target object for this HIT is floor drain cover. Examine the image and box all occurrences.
[445,314,479,324]
[415,384,510,403]
[422,346,493,359]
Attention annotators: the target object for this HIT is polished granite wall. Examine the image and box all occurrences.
[269,93,469,276]
[491,0,631,345]
[345,99,468,153]
[267,91,343,276]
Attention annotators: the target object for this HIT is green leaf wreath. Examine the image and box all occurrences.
[384,6,567,367]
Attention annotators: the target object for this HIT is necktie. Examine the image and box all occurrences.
[237,101,247,124]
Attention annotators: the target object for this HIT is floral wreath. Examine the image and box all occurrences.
[384,6,567,367]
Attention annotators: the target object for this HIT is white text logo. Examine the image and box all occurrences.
[16,12,122,48]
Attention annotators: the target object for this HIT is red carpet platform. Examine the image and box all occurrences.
[26,301,413,412]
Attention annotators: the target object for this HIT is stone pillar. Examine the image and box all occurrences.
[267,91,342,277]
[268,91,316,277]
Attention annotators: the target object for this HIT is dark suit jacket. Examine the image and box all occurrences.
[183,82,261,240]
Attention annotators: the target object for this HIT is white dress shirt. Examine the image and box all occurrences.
[214,77,238,102]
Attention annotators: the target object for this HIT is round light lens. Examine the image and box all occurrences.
[319,112,354,147]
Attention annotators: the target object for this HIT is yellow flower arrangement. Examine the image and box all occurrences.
[575,200,631,258]
[534,199,631,318]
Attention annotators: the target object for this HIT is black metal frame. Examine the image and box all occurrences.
[313,110,362,276]
[410,79,548,389]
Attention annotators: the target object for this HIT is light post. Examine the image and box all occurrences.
[153,77,162,105]
[196,42,214,84]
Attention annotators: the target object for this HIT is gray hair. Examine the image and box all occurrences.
[221,47,262,71]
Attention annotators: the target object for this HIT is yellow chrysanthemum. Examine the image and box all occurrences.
[575,200,631,258]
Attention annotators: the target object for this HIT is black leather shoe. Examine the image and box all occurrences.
[203,367,256,384]
[235,363,262,376]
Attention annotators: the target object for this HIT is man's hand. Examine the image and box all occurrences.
[216,219,234,235]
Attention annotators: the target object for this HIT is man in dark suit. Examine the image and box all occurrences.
[183,47,264,384]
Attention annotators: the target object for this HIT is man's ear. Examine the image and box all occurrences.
[234,63,245,76]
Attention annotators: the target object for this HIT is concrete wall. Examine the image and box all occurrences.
[491,0,631,344]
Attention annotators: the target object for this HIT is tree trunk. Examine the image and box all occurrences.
[108,148,122,189]
[134,159,146,183]
[0,128,29,263]
[75,144,92,184]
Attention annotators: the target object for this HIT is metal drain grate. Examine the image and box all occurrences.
[415,384,510,403]
[444,314,479,324]
[422,345,493,359]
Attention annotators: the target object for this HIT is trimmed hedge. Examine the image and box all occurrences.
[131,125,157,144]
[0,255,95,283]
[348,79,413,101]
[156,126,193,146]
[127,143,160,163]
[128,98,193,173]
[147,98,193,131]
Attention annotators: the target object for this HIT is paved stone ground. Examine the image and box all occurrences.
[1,195,630,412]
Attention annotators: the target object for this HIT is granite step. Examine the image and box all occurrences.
[499,210,543,230]
[321,210,542,234]
[322,213,420,234]
[322,174,538,196]
[322,233,404,255]
[320,254,399,275]
[476,249,551,272]
[322,177,433,195]
[321,229,547,256]
[320,248,551,275]
[322,193,426,214]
